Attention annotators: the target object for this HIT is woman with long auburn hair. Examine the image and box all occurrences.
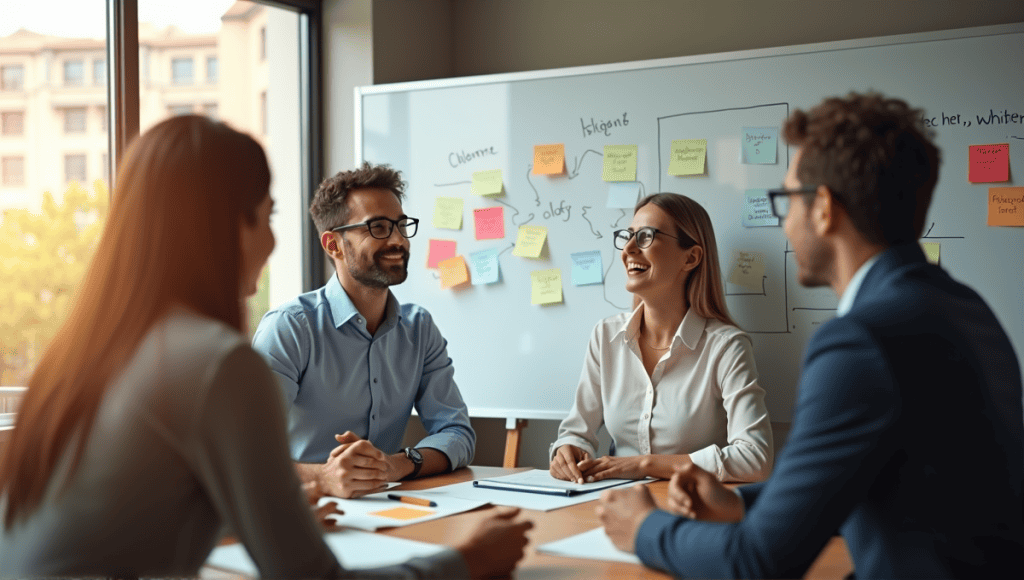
[0,115,529,578]
[550,193,774,484]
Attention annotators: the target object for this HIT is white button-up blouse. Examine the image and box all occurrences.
[550,305,773,482]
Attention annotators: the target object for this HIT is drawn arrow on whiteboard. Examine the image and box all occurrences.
[525,164,541,207]
[568,149,604,179]
[493,197,534,226]
[580,206,602,239]
[610,209,628,228]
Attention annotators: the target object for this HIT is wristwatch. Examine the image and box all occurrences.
[402,447,423,480]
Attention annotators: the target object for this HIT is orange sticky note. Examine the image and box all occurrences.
[988,187,1024,226]
[427,239,456,268]
[368,507,435,520]
[533,144,565,174]
[473,206,505,240]
[969,143,1009,183]
[439,255,470,288]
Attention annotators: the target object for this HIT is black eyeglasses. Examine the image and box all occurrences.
[331,217,420,239]
[613,227,691,250]
[766,186,820,219]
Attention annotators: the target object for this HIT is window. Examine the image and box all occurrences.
[260,26,266,61]
[2,156,25,187]
[1,111,24,136]
[63,60,85,86]
[64,154,87,183]
[206,56,218,83]
[93,58,106,85]
[167,104,193,116]
[1,64,25,91]
[171,57,194,85]
[202,103,218,120]
[63,107,87,134]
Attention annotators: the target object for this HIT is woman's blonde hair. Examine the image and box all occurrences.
[635,193,736,327]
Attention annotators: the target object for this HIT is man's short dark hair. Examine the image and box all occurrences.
[782,92,940,245]
[309,161,407,233]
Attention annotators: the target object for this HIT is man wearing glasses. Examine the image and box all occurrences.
[253,162,476,498]
[597,93,1024,577]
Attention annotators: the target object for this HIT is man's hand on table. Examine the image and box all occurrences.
[454,507,534,579]
[318,431,389,498]
[666,463,744,523]
[596,485,657,553]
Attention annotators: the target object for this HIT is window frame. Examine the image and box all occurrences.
[63,59,85,87]
[1,64,26,91]
[1,155,26,187]
[1,111,25,136]
[63,107,88,134]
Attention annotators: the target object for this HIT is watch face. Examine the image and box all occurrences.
[406,447,423,463]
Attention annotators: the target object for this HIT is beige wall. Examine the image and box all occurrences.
[326,0,1024,469]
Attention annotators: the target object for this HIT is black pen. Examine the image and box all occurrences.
[387,494,437,507]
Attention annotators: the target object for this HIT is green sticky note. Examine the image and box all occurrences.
[530,268,563,305]
[920,242,940,265]
[471,169,504,196]
[512,225,548,259]
[602,145,638,182]
[668,139,707,176]
[432,197,463,230]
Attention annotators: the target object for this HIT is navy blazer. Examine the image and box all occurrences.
[635,243,1024,578]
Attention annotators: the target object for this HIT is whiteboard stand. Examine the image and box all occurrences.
[503,418,528,468]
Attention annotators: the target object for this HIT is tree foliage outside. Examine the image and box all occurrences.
[0,181,109,387]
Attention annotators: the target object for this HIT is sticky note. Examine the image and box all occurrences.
[570,250,603,286]
[438,255,470,289]
[471,169,504,196]
[969,144,1009,183]
[668,139,707,176]
[432,197,463,230]
[469,248,501,285]
[607,182,641,209]
[533,144,566,174]
[368,507,434,520]
[741,127,778,164]
[920,242,941,265]
[426,239,456,268]
[473,206,505,239]
[512,225,548,258]
[602,145,638,181]
[742,189,780,227]
[531,268,563,305]
[988,187,1024,226]
[728,251,766,292]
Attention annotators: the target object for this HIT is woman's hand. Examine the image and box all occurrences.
[578,455,648,482]
[302,480,344,531]
[550,444,592,483]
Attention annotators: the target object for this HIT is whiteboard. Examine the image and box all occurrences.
[356,24,1024,421]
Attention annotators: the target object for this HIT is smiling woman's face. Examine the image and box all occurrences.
[621,203,699,304]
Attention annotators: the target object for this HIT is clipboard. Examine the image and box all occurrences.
[471,469,634,496]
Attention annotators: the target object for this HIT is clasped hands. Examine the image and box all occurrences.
[318,431,406,499]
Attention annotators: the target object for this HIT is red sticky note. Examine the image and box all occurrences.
[473,207,505,240]
[969,143,1009,183]
[427,239,456,268]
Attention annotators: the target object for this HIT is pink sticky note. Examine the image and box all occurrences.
[969,143,1009,183]
[473,206,505,240]
[427,239,457,268]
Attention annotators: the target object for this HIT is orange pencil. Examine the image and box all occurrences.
[386,494,437,507]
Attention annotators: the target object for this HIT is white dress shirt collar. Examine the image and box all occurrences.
[613,301,708,352]
[836,252,882,316]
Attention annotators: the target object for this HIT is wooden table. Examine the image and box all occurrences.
[204,466,852,579]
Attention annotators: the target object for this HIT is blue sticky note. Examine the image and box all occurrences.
[741,127,778,165]
[743,189,780,227]
[607,182,641,208]
[469,248,501,285]
[570,250,604,286]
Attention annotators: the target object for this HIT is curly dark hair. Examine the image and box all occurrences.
[782,92,940,245]
[309,161,407,233]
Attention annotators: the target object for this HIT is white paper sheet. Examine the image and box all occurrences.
[206,529,448,575]
[318,491,487,531]
[474,469,635,494]
[537,527,643,564]
[407,476,652,512]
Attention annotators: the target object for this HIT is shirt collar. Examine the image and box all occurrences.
[836,252,882,316]
[325,273,401,330]
[614,302,707,351]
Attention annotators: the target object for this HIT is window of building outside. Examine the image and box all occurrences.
[2,156,25,187]
[1,64,24,91]
[1,111,24,136]
[171,56,193,85]
[167,104,193,116]
[98,105,106,132]
[63,154,87,183]
[93,58,105,85]
[63,60,85,86]
[63,107,87,134]
[206,55,218,84]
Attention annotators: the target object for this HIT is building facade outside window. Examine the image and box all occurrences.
[63,60,85,86]
[1,111,24,136]
[63,108,87,134]
[63,154,87,184]
[93,58,105,85]
[206,55,218,83]
[1,64,25,91]
[171,56,193,85]
[202,103,218,120]
[167,104,193,116]
[1,156,25,187]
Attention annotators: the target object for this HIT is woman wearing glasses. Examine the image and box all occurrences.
[550,193,773,484]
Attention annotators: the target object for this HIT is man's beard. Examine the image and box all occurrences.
[348,246,410,289]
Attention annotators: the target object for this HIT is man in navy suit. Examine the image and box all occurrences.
[597,92,1024,578]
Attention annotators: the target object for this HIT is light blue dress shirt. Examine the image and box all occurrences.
[252,274,475,467]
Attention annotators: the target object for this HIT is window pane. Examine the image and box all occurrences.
[0,5,110,387]
[206,56,218,84]
[171,57,193,85]
[93,58,105,85]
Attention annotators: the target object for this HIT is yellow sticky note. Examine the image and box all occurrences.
[512,225,548,259]
[432,197,463,230]
[602,145,638,181]
[988,187,1024,226]
[531,268,563,305]
[533,144,566,174]
[668,139,707,176]
[920,242,941,265]
[368,507,435,520]
[728,251,766,292]
[471,169,504,196]
[438,255,470,289]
